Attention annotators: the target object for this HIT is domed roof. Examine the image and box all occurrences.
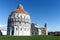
[12,4,28,14]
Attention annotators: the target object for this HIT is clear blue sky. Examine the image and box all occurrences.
[0,0,60,31]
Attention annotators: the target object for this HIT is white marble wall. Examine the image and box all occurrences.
[7,13,31,36]
[38,29,42,35]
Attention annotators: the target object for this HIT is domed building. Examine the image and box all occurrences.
[7,4,48,36]
[7,4,31,36]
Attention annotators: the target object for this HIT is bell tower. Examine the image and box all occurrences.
[44,23,48,35]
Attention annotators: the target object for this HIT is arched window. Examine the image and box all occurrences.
[20,28,22,31]
[16,27,18,31]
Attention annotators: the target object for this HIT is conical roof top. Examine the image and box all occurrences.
[12,4,27,14]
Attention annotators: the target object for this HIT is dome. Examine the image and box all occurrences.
[12,4,28,14]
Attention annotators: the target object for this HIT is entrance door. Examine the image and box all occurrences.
[12,27,14,35]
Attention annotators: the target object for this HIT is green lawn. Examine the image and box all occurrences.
[0,35,60,40]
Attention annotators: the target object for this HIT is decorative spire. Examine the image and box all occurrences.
[12,4,27,14]
[17,4,24,10]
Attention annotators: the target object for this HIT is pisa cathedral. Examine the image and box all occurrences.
[7,4,48,36]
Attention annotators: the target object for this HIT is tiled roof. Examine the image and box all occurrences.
[12,4,27,14]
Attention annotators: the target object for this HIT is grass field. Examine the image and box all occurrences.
[0,35,60,40]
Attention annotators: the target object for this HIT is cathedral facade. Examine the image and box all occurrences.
[7,4,48,36]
